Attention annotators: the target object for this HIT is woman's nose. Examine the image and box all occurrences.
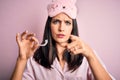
[59,22,65,32]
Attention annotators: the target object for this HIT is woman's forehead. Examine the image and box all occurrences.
[52,13,72,21]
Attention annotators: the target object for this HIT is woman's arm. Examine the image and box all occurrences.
[86,50,111,80]
[11,58,27,80]
[11,31,39,80]
[66,35,112,80]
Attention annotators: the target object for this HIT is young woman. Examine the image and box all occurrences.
[11,0,114,80]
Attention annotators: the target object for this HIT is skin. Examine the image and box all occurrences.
[11,13,112,80]
[11,31,39,80]
[50,13,73,67]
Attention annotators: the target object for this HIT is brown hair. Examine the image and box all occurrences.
[33,17,84,71]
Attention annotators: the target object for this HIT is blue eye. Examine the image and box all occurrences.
[65,21,71,25]
[52,20,60,24]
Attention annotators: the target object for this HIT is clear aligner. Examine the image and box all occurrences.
[40,40,48,46]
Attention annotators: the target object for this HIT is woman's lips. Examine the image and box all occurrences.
[57,34,65,38]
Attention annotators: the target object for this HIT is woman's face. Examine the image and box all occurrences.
[50,13,73,44]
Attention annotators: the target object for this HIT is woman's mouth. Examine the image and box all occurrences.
[57,34,65,38]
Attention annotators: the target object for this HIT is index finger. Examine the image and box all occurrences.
[66,40,77,49]
[70,35,79,41]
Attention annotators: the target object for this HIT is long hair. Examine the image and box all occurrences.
[33,17,84,71]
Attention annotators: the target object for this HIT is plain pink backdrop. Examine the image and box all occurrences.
[0,0,119,79]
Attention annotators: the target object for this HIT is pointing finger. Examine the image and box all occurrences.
[21,30,28,40]
[70,35,78,41]
[31,37,40,51]
[26,33,35,40]
[31,37,40,46]
[67,41,77,49]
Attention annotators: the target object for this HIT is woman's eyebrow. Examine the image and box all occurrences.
[53,18,61,20]
[52,18,72,22]
[64,19,72,23]
[52,19,62,23]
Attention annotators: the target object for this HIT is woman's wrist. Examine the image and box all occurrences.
[18,50,30,61]
[17,56,28,62]
[85,50,96,62]
[11,55,28,80]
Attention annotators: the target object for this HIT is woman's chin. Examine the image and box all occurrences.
[55,38,68,43]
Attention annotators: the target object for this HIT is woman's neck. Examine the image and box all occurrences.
[56,42,67,70]
[56,42,67,60]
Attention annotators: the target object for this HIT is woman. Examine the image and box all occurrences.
[11,0,114,80]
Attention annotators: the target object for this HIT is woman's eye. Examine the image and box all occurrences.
[52,20,60,24]
[65,21,71,25]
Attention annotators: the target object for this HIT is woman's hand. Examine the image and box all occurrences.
[16,30,39,60]
[66,35,112,80]
[66,35,94,58]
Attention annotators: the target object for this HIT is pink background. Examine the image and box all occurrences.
[0,0,120,79]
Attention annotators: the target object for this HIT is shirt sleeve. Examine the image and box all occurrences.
[22,57,35,80]
[87,50,116,80]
